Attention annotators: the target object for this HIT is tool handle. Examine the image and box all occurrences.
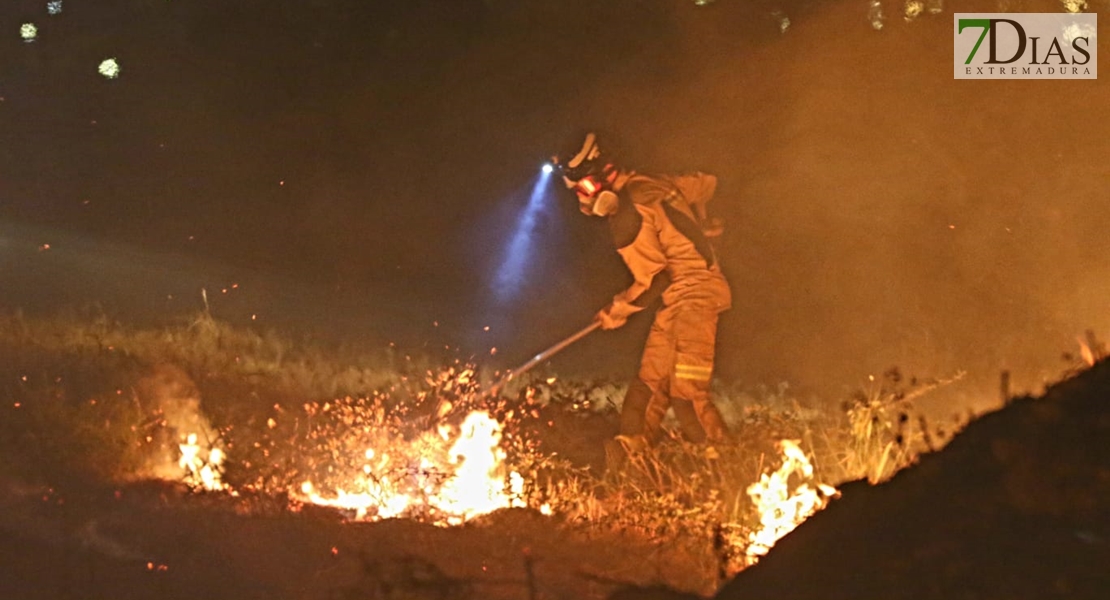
[498,321,601,388]
[432,321,600,422]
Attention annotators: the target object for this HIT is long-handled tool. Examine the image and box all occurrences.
[489,320,601,396]
[430,320,601,424]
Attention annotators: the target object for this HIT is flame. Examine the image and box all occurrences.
[162,362,529,525]
[293,411,524,524]
[428,411,523,523]
[160,356,841,545]
[178,433,227,491]
[1077,336,1097,367]
[745,440,837,561]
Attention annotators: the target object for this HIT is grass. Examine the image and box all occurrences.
[0,309,438,482]
[833,368,967,483]
[0,309,963,579]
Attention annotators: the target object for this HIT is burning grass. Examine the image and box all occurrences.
[0,310,967,588]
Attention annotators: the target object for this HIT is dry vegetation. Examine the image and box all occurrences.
[0,309,971,578]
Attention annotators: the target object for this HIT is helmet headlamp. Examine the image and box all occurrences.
[554,131,619,215]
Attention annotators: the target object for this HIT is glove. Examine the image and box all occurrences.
[595,296,640,330]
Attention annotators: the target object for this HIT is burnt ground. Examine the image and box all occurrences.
[3,359,1108,600]
[0,476,717,600]
[626,358,1110,600]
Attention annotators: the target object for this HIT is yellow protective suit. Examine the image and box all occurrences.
[605,172,731,443]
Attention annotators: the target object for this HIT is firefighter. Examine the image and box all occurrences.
[553,132,732,464]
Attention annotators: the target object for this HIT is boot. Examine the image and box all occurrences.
[696,401,730,444]
[672,399,708,443]
[618,378,654,437]
[604,434,650,475]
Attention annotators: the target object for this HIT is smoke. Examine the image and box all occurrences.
[527,1,1110,408]
[132,363,221,483]
[3,0,1105,414]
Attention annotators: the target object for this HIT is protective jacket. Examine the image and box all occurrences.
[607,172,731,442]
[609,172,731,314]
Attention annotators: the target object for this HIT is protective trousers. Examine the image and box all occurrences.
[618,303,728,443]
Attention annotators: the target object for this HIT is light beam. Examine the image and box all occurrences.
[492,168,553,305]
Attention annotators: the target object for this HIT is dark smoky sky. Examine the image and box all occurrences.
[1,0,1108,406]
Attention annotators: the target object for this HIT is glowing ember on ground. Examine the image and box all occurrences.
[745,440,838,561]
[293,411,525,525]
[156,355,836,556]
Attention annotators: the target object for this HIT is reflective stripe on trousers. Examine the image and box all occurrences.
[629,303,727,442]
